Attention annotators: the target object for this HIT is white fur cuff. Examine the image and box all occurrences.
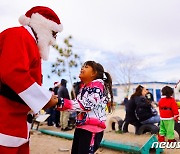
[18,13,63,32]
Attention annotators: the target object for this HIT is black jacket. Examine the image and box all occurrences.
[58,84,70,99]
[124,97,139,123]
[135,96,153,122]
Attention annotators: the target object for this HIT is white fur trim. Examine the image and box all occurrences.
[30,13,63,32]
[57,24,63,32]
[0,121,31,147]
[19,13,63,60]
[19,15,31,26]
[24,25,36,42]
[160,117,173,120]
[0,132,29,147]
[19,13,63,32]
[19,82,52,113]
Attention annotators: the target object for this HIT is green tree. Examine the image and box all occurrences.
[50,35,81,86]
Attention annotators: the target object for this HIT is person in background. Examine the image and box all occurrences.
[46,87,56,126]
[49,87,54,93]
[53,82,61,127]
[71,81,83,100]
[158,86,179,142]
[146,89,154,103]
[57,61,113,154]
[54,82,60,94]
[135,85,160,125]
[123,96,129,111]
[0,6,62,153]
[58,79,71,131]
[124,86,143,134]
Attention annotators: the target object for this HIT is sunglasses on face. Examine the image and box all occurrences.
[52,31,58,39]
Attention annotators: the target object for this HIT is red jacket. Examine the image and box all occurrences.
[0,26,51,147]
[158,97,179,120]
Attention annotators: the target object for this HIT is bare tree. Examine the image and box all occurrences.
[105,52,145,98]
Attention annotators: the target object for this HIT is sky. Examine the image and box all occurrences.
[1,0,180,89]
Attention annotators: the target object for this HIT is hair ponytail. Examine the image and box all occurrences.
[103,71,114,113]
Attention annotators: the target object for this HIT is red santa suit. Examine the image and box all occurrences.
[0,6,63,152]
[158,97,179,120]
[158,96,179,141]
[0,26,51,147]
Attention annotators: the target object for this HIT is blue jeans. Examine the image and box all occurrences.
[141,115,160,124]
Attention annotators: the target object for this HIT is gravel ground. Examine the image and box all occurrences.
[30,106,180,154]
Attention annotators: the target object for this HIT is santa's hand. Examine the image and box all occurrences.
[43,95,58,109]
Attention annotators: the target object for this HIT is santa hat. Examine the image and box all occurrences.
[18,6,63,61]
[54,81,60,87]
[19,6,63,33]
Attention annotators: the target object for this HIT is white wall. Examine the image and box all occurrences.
[113,82,179,104]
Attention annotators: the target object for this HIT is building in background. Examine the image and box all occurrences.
[112,82,180,104]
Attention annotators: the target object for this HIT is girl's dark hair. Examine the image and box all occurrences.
[162,86,174,98]
[84,61,114,113]
[130,85,144,99]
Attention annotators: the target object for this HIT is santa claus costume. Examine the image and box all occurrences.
[0,6,62,153]
[158,86,179,142]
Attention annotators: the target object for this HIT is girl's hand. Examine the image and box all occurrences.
[43,95,58,109]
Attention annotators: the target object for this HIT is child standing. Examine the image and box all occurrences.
[158,86,179,142]
[58,61,113,154]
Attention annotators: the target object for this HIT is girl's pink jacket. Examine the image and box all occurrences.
[57,79,108,132]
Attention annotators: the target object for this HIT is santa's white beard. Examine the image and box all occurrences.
[19,13,63,60]
[28,14,56,60]
[36,30,56,60]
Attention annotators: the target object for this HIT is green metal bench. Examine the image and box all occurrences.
[39,129,163,154]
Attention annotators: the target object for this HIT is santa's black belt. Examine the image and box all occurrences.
[161,107,172,110]
[0,82,27,105]
[27,114,34,123]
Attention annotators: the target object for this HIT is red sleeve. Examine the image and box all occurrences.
[171,98,179,117]
[0,27,51,113]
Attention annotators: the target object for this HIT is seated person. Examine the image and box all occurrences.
[124,85,160,133]
[134,85,160,125]
[124,98,142,134]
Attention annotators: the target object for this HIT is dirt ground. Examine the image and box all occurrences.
[30,106,180,154]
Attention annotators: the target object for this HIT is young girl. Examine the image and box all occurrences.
[158,86,179,142]
[57,61,113,154]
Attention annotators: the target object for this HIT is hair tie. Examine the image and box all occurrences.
[103,72,107,81]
